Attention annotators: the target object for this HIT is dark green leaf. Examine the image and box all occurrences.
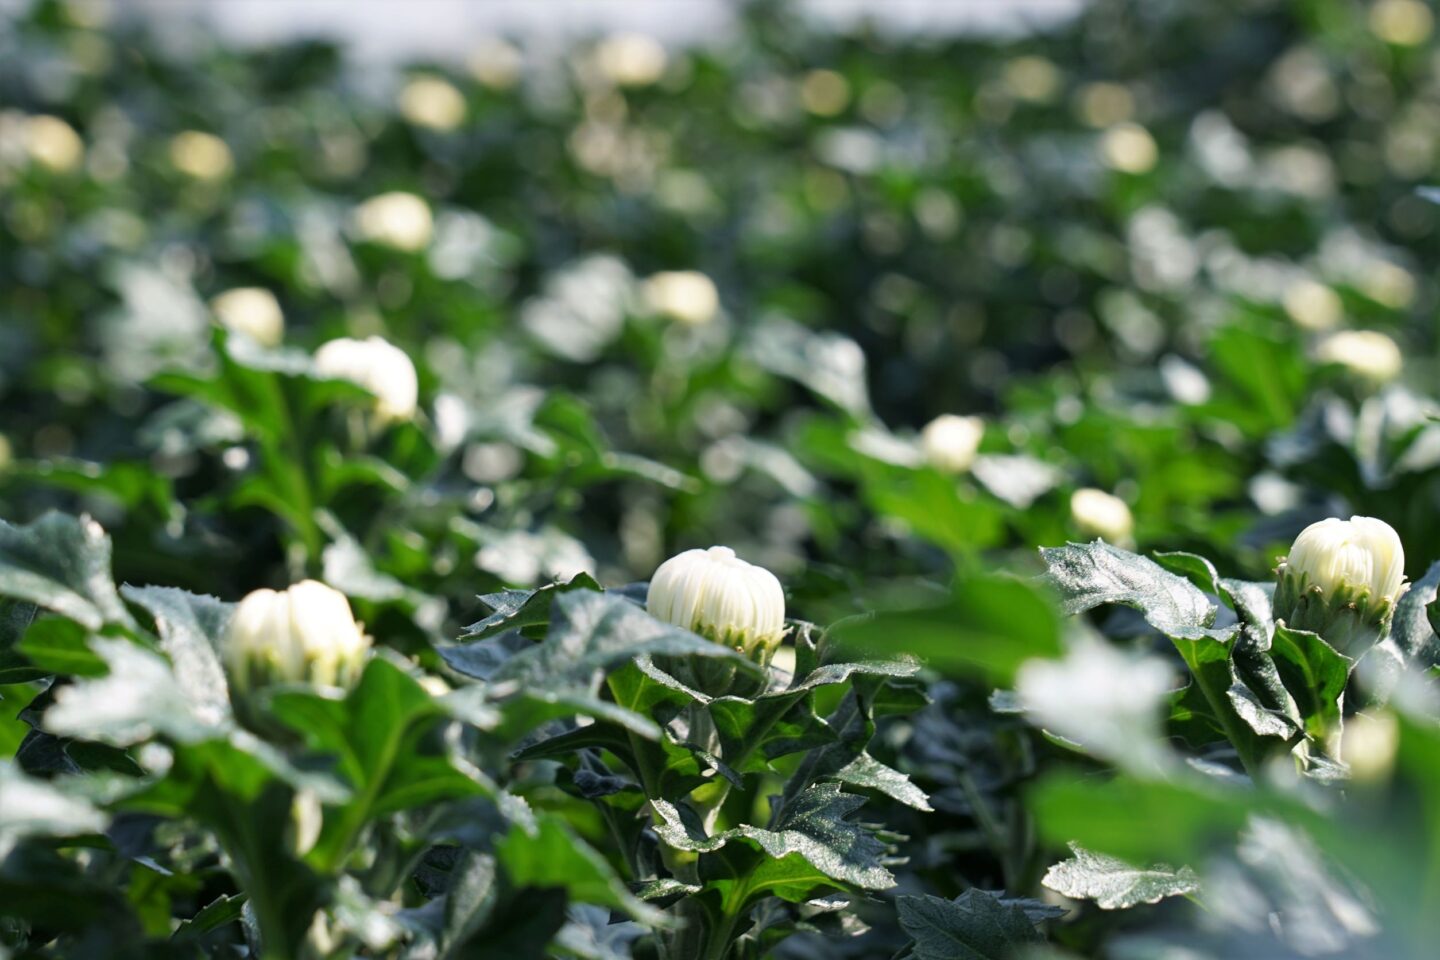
[122,585,233,720]
[829,574,1060,684]
[896,890,1042,960]
[459,573,604,641]
[0,512,133,631]
[1041,541,1227,640]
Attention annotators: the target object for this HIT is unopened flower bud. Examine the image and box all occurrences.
[24,115,85,173]
[168,130,234,182]
[354,191,433,251]
[314,336,419,423]
[211,287,284,347]
[398,75,467,131]
[920,414,984,474]
[1274,516,1405,655]
[642,271,719,326]
[647,546,786,664]
[1070,488,1134,544]
[1315,330,1402,383]
[223,580,371,692]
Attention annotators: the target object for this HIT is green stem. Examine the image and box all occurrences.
[1176,639,1264,780]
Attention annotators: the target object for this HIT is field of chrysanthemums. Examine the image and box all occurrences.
[5,0,1440,957]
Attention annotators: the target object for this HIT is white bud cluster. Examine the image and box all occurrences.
[223,580,371,691]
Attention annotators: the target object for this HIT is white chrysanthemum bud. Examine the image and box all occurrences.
[354,191,433,252]
[168,131,234,181]
[469,37,524,90]
[1100,122,1158,174]
[1315,330,1402,383]
[647,546,786,662]
[1070,488,1134,544]
[211,287,284,347]
[920,414,984,474]
[223,580,371,692]
[314,336,419,423]
[1275,516,1405,654]
[642,271,719,326]
[24,115,85,173]
[398,75,467,131]
[594,33,667,88]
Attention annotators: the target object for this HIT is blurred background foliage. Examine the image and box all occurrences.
[4,0,1440,626]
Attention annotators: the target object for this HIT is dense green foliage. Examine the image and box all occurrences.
[4,0,1440,957]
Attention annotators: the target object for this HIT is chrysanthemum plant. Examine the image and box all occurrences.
[0,513,925,959]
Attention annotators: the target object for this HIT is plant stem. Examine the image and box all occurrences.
[1175,638,1264,780]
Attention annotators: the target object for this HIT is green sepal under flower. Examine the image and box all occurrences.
[1273,565,1396,657]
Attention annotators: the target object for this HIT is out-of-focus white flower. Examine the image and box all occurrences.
[800,69,851,116]
[920,414,984,474]
[211,287,284,347]
[288,789,324,857]
[168,131,233,181]
[1002,56,1061,103]
[398,75,467,131]
[469,37,524,89]
[354,192,433,252]
[1076,82,1134,128]
[642,270,719,326]
[1017,639,1175,773]
[648,546,786,661]
[1315,330,1402,383]
[1070,488,1134,544]
[1100,122,1158,174]
[1275,516,1405,653]
[314,336,419,422]
[1370,0,1433,45]
[24,115,85,172]
[1283,279,1342,331]
[1341,711,1399,783]
[223,580,371,691]
[594,33,667,87]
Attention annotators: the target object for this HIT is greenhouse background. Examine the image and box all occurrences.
[4,0,1440,958]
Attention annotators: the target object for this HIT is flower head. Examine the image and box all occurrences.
[211,287,284,347]
[314,335,419,423]
[1315,330,1402,383]
[642,271,719,326]
[354,192,433,251]
[223,580,371,692]
[1275,515,1405,653]
[1070,488,1134,544]
[647,546,786,662]
[920,414,984,474]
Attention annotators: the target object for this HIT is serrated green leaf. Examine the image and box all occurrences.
[1396,559,1440,666]
[44,638,219,745]
[0,760,108,857]
[0,512,133,632]
[459,573,604,641]
[1041,541,1228,640]
[832,751,932,811]
[1041,842,1199,909]
[496,813,664,924]
[896,890,1042,960]
[652,783,894,902]
[122,585,233,721]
